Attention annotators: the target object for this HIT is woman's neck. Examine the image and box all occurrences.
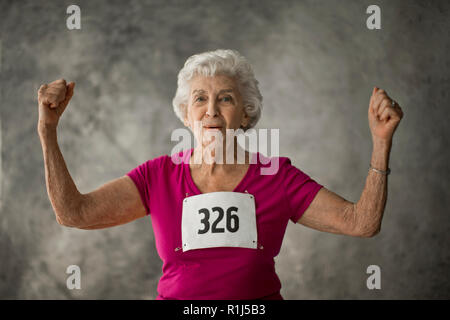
[190,143,251,176]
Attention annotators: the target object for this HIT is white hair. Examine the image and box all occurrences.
[172,49,263,130]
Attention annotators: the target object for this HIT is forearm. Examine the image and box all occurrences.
[354,138,392,237]
[38,124,83,227]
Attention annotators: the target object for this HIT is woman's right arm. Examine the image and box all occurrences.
[37,79,147,229]
[39,127,147,229]
[77,175,148,229]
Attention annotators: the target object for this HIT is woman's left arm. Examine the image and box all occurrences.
[297,87,403,237]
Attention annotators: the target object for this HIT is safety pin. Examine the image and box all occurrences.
[252,240,264,250]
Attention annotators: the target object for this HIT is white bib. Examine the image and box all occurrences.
[181,192,257,252]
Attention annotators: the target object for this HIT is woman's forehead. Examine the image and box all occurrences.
[189,74,238,93]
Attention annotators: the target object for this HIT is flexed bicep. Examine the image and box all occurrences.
[77,175,148,230]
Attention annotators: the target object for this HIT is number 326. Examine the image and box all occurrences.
[198,206,239,234]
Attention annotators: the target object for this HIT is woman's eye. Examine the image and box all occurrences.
[221,96,232,102]
[195,97,205,102]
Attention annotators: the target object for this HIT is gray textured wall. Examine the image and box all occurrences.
[1,0,449,299]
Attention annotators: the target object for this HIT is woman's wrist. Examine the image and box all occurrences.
[371,137,391,171]
[372,136,392,149]
[38,123,58,141]
[38,121,57,133]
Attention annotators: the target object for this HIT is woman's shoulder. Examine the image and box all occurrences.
[134,149,188,171]
[254,151,291,164]
[169,148,192,165]
[253,151,292,176]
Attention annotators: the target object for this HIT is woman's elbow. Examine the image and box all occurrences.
[55,214,80,228]
[54,206,84,228]
[351,208,382,238]
[356,224,381,238]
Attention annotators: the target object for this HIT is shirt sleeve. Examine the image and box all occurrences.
[282,158,324,223]
[126,160,152,216]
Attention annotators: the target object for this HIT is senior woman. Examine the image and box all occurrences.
[37,49,403,300]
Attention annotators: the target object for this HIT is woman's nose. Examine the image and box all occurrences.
[206,100,218,117]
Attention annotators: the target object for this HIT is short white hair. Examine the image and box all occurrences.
[172,49,263,130]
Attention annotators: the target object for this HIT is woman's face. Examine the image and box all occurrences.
[184,74,249,147]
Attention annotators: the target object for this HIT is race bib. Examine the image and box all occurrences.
[181,192,257,252]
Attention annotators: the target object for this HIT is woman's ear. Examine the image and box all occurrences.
[182,104,190,127]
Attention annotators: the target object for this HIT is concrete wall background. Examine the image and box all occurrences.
[0,0,449,299]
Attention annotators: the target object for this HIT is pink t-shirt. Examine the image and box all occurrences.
[126,148,323,300]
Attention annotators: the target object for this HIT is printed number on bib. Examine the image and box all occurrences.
[182,192,257,252]
[197,206,239,234]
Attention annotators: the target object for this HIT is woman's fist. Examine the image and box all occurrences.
[37,79,75,131]
[368,87,404,143]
